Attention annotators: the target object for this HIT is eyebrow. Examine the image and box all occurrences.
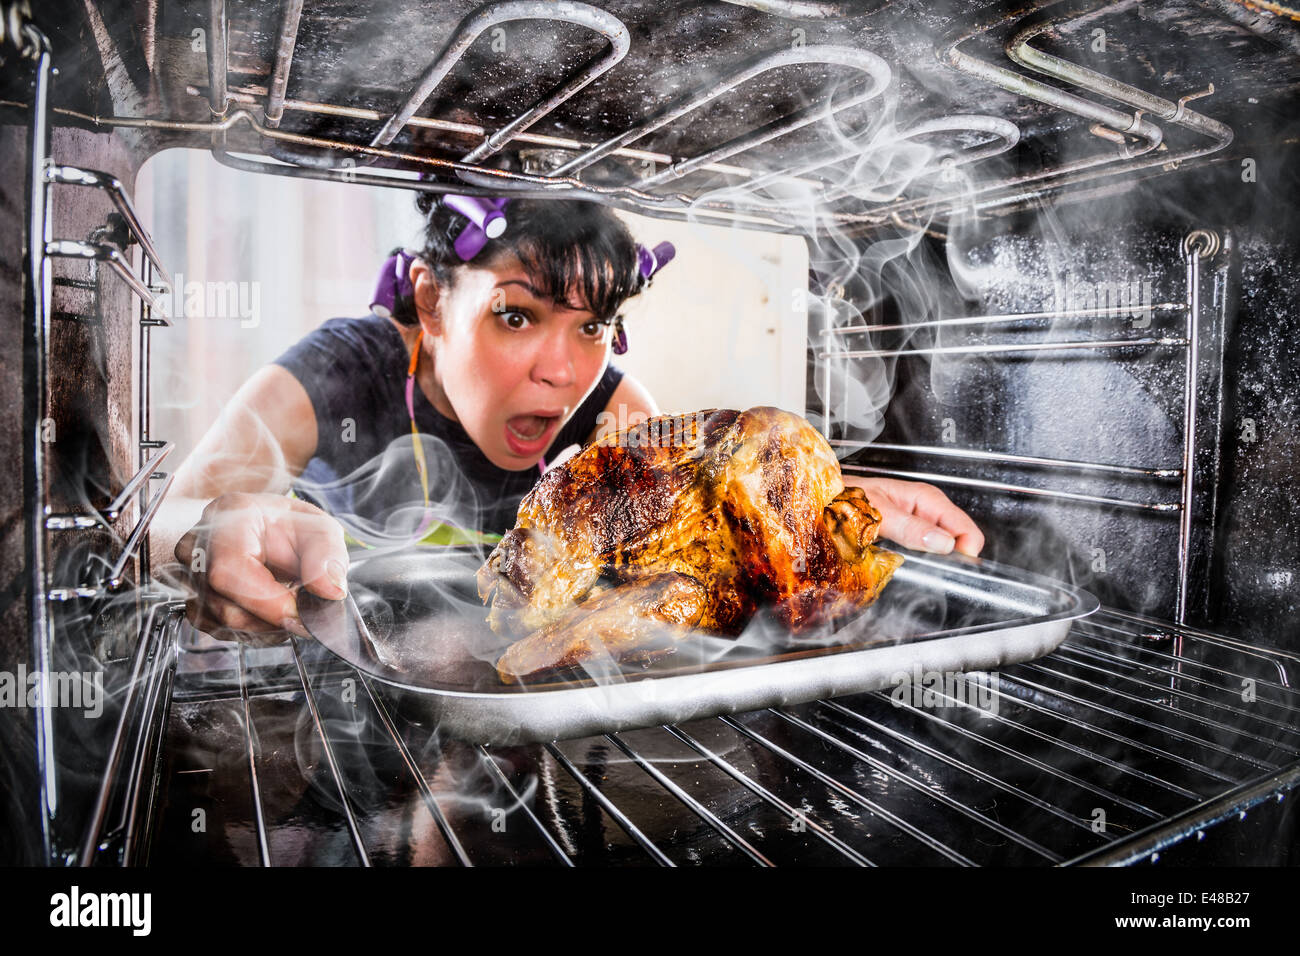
[496,279,542,296]
[496,279,594,316]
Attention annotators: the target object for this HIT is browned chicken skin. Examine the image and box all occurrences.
[477,406,903,683]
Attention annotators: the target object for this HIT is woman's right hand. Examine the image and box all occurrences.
[175,492,350,645]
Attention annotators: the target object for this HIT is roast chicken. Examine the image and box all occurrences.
[476,406,903,684]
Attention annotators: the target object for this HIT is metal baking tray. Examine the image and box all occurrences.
[298,545,1098,745]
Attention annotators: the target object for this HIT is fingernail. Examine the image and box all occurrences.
[282,616,311,638]
[922,530,955,554]
[325,558,348,598]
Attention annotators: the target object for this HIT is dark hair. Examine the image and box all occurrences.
[390,194,643,326]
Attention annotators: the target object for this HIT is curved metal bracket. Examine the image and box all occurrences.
[47,473,176,601]
[45,239,167,314]
[46,442,174,531]
[554,44,892,178]
[46,164,173,290]
[371,0,631,165]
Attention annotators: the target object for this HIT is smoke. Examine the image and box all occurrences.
[688,70,1017,449]
[293,432,498,549]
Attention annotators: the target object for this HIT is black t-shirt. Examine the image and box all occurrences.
[272,315,623,542]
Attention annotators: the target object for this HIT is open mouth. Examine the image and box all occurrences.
[506,414,557,442]
[504,413,562,454]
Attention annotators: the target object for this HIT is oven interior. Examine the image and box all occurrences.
[1,0,1298,866]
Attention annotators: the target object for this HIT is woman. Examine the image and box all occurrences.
[156,196,983,643]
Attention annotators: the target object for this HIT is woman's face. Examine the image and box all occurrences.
[410,255,615,471]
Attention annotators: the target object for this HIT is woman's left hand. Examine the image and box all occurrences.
[841,474,985,557]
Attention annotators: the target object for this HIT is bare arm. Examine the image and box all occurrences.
[152,365,349,640]
[151,365,316,568]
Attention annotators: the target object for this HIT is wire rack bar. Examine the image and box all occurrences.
[849,690,1166,820]
[768,706,1061,862]
[46,442,175,530]
[1053,643,1300,740]
[46,473,177,601]
[833,440,1180,479]
[544,742,675,866]
[77,601,184,864]
[941,674,1208,800]
[119,610,181,865]
[288,638,371,866]
[998,670,1248,785]
[1072,623,1300,703]
[874,672,1204,801]
[605,732,774,866]
[1017,660,1290,768]
[476,745,573,866]
[359,674,473,866]
[824,302,1188,336]
[45,239,166,313]
[824,336,1187,360]
[662,723,876,866]
[1106,608,1300,685]
[45,164,174,288]
[236,643,272,867]
[841,464,1181,513]
[717,714,976,865]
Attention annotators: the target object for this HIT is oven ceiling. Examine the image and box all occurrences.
[27,0,1300,217]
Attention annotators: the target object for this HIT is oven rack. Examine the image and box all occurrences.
[0,5,1101,227]
[77,600,185,866]
[204,0,1233,223]
[8,0,1242,236]
[17,19,182,860]
[146,604,1300,867]
[826,229,1221,625]
[822,0,1235,226]
[29,126,179,598]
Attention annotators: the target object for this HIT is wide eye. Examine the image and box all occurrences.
[499,310,531,331]
[580,320,605,338]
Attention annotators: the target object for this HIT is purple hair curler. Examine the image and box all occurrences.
[611,321,628,355]
[370,249,417,318]
[637,241,676,281]
[612,241,675,355]
[443,194,510,261]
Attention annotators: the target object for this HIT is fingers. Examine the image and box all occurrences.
[186,594,294,646]
[206,548,306,632]
[877,508,958,556]
[183,581,300,646]
[906,483,985,557]
[277,499,349,601]
[176,493,352,646]
[849,475,985,557]
[175,527,198,565]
